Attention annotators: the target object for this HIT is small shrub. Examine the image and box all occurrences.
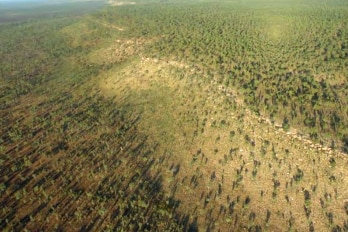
[304,205,311,218]
[244,196,251,206]
[304,189,311,205]
[266,210,271,223]
[326,212,334,224]
[293,168,304,182]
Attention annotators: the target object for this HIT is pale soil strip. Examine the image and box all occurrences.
[107,1,136,6]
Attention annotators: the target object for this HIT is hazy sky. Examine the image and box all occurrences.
[0,0,77,1]
[0,0,44,1]
[0,0,106,8]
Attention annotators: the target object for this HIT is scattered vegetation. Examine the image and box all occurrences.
[0,0,347,231]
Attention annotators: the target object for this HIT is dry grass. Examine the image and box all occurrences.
[94,37,348,230]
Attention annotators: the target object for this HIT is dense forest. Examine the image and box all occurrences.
[0,0,347,231]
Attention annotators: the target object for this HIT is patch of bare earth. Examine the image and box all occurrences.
[107,1,136,6]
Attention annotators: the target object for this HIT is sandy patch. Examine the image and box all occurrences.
[108,1,136,6]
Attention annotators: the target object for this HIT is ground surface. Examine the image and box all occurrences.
[0,0,348,231]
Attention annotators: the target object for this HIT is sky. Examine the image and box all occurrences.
[0,0,105,2]
[0,0,106,10]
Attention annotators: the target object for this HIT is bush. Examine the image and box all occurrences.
[342,134,348,153]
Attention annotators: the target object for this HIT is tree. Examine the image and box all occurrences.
[342,134,348,153]
[282,116,290,131]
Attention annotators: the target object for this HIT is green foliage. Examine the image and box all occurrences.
[342,134,348,153]
[97,0,348,150]
[293,167,304,182]
[1,0,348,231]
[0,4,182,231]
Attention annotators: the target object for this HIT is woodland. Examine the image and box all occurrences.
[0,0,347,231]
